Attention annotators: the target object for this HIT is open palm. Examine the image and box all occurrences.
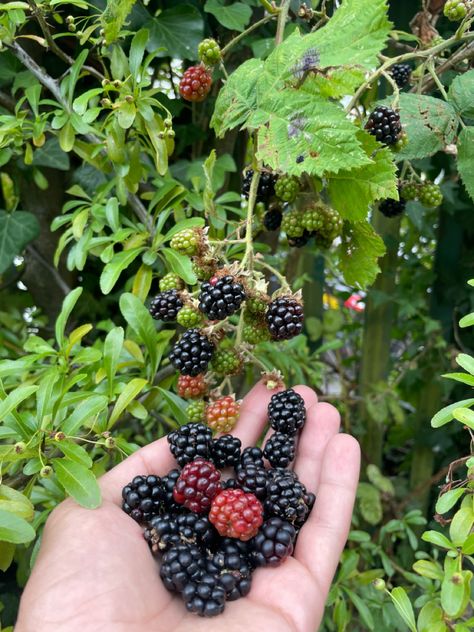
[16,382,360,632]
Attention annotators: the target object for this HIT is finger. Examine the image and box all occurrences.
[293,402,341,490]
[99,437,175,504]
[231,379,283,447]
[294,433,360,595]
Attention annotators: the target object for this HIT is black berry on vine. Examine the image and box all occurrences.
[389,63,412,88]
[378,193,406,218]
[265,296,304,341]
[198,275,246,320]
[169,328,215,376]
[242,169,277,204]
[149,290,183,322]
[365,105,402,146]
[263,208,283,231]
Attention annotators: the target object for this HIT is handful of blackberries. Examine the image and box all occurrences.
[121,388,315,617]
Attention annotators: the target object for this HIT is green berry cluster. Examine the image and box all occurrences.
[301,203,343,247]
[281,210,305,238]
[246,295,268,315]
[401,182,419,201]
[159,272,182,292]
[275,175,300,203]
[198,38,221,66]
[186,400,205,422]
[211,348,242,376]
[392,131,409,153]
[177,305,202,328]
[170,228,201,256]
[302,204,325,232]
[444,0,468,21]
[418,182,443,208]
[243,322,271,344]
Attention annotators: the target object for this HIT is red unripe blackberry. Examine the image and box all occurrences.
[198,275,246,320]
[121,474,163,523]
[389,64,411,88]
[209,488,263,541]
[210,434,242,468]
[177,374,208,399]
[149,290,183,321]
[268,388,306,436]
[365,105,402,146]
[168,422,213,466]
[263,432,296,468]
[249,517,296,567]
[179,65,212,102]
[173,458,222,513]
[160,543,206,593]
[169,328,215,376]
[145,512,215,554]
[205,396,240,433]
[265,296,304,340]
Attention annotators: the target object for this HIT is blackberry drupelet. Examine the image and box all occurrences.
[209,488,264,541]
[169,328,215,376]
[390,63,411,88]
[265,296,304,340]
[235,463,269,501]
[179,65,212,102]
[121,474,163,523]
[263,208,283,231]
[144,512,215,554]
[240,446,265,468]
[250,517,296,567]
[365,105,402,146]
[149,290,183,322]
[268,388,306,435]
[263,432,296,468]
[160,468,181,512]
[183,573,226,617]
[207,541,252,600]
[242,169,277,204]
[198,275,246,320]
[167,422,213,466]
[211,348,242,376]
[265,470,314,527]
[173,458,222,513]
[288,230,311,248]
[160,543,206,592]
[379,194,406,218]
[210,434,242,468]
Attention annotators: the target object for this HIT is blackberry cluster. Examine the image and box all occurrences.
[268,388,306,435]
[235,463,269,500]
[265,296,304,340]
[263,432,296,468]
[167,422,213,466]
[211,434,242,468]
[365,105,402,146]
[169,328,215,376]
[379,194,406,218]
[198,275,246,320]
[121,475,163,523]
[242,169,277,204]
[418,182,443,208]
[263,208,283,231]
[149,290,183,322]
[145,512,215,554]
[250,517,296,567]
[265,470,314,527]
[390,63,411,88]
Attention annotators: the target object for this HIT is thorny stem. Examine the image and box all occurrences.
[255,259,291,292]
[240,168,260,272]
[275,0,291,46]
[220,14,277,57]
[380,70,400,109]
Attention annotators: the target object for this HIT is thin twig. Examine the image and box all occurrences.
[26,245,71,295]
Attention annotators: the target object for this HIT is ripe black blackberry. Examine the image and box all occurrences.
[263,432,296,468]
[263,208,282,231]
[265,470,314,527]
[144,512,216,554]
[121,474,163,523]
[210,434,242,468]
[169,328,215,376]
[242,169,277,204]
[265,296,304,341]
[250,517,296,567]
[365,105,402,146]
[240,446,265,468]
[268,388,306,435]
[379,194,406,218]
[167,422,213,467]
[288,230,311,248]
[160,543,206,593]
[198,275,246,320]
[183,572,226,617]
[235,463,269,500]
[222,477,239,489]
[149,290,183,321]
[207,541,252,600]
[161,468,181,511]
[390,63,411,88]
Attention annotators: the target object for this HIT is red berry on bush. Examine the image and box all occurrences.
[177,374,208,399]
[179,65,212,102]
[173,458,222,513]
[205,395,240,433]
[209,488,263,541]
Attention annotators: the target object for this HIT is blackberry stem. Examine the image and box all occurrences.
[220,14,277,57]
[381,70,400,110]
[275,0,291,46]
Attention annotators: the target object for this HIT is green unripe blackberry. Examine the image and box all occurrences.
[170,228,201,256]
[246,295,268,315]
[444,0,468,21]
[159,272,183,292]
[198,38,221,66]
[302,204,325,232]
[177,305,202,328]
[192,258,216,281]
[275,176,300,203]
[281,210,305,238]
[211,348,242,376]
[401,182,419,201]
[392,131,409,153]
[243,323,271,344]
[418,182,443,208]
[320,206,343,242]
[186,400,206,422]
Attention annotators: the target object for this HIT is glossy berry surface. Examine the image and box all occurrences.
[121,474,163,523]
[240,446,265,468]
[235,463,269,500]
[242,169,277,204]
[179,65,212,102]
[390,63,411,88]
[198,275,246,320]
[177,374,208,399]
[145,512,215,553]
[365,105,402,146]
[159,272,182,292]
[268,388,306,435]
[198,38,221,65]
[250,517,296,567]
[265,470,314,527]
[167,422,213,466]
[173,458,222,513]
[169,328,215,376]
[149,290,183,322]
[263,432,296,468]
[209,488,263,541]
[205,396,240,433]
[265,296,304,340]
[160,543,206,592]
[263,208,283,231]
[210,434,242,468]
[206,542,252,600]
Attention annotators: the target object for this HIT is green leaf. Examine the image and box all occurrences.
[462,532,474,554]
[448,69,474,118]
[357,482,382,525]
[441,570,468,618]
[32,137,70,171]
[146,5,204,61]
[0,385,38,419]
[0,210,40,274]
[157,388,188,425]
[103,327,124,395]
[327,133,397,220]
[441,372,474,386]
[338,221,386,289]
[62,394,109,435]
[36,369,60,423]
[449,506,474,545]
[101,0,137,45]
[108,378,147,428]
[119,293,158,376]
[421,530,454,549]
[389,587,417,632]
[100,248,144,295]
[366,464,395,495]
[0,541,15,572]
[0,509,35,544]
[55,287,83,347]
[53,458,101,509]
[436,488,466,514]
[57,440,92,468]
[344,587,375,630]
[452,406,474,430]
[204,0,251,32]
[459,313,474,328]
[162,247,197,285]
[0,485,34,521]
[431,398,474,427]
[413,560,444,581]
[417,602,445,632]
[456,353,474,375]
[129,29,148,78]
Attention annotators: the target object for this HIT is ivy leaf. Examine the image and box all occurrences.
[457,126,474,201]
[146,5,204,61]
[204,0,251,32]
[53,458,101,509]
[448,69,474,118]
[338,221,386,289]
[32,138,70,171]
[0,210,40,274]
[327,133,398,220]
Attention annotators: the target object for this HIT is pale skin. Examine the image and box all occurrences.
[16,381,361,632]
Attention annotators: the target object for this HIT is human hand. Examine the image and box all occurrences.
[16,381,360,632]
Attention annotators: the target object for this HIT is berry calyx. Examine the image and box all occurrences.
[265,295,304,341]
[365,105,402,146]
[173,458,222,513]
[149,290,183,322]
[179,65,212,102]
[177,374,208,399]
[198,38,221,66]
[205,396,241,433]
[177,305,203,328]
[198,275,246,320]
[389,63,412,88]
[211,348,242,376]
[209,488,263,541]
[275,175,300,203]
[418,182,443,208]
[170,228,202,256]
[169,328,215,376]
[159,272,183,292]
[187,400,206,422]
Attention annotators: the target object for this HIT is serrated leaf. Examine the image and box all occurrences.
[100,247,144,295]
[53,459,101,509]
[448,69,474,118]
[101,0,137,45]
[338,221,386,289]
[0,509,35,544]
[432,398,474,427]
[108,378,147,427]
[204,0,251,32]
[0,210,40,274]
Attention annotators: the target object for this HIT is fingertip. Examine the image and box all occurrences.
[292,384,318,408]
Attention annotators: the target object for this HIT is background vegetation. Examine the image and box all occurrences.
[0,1,473,630]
